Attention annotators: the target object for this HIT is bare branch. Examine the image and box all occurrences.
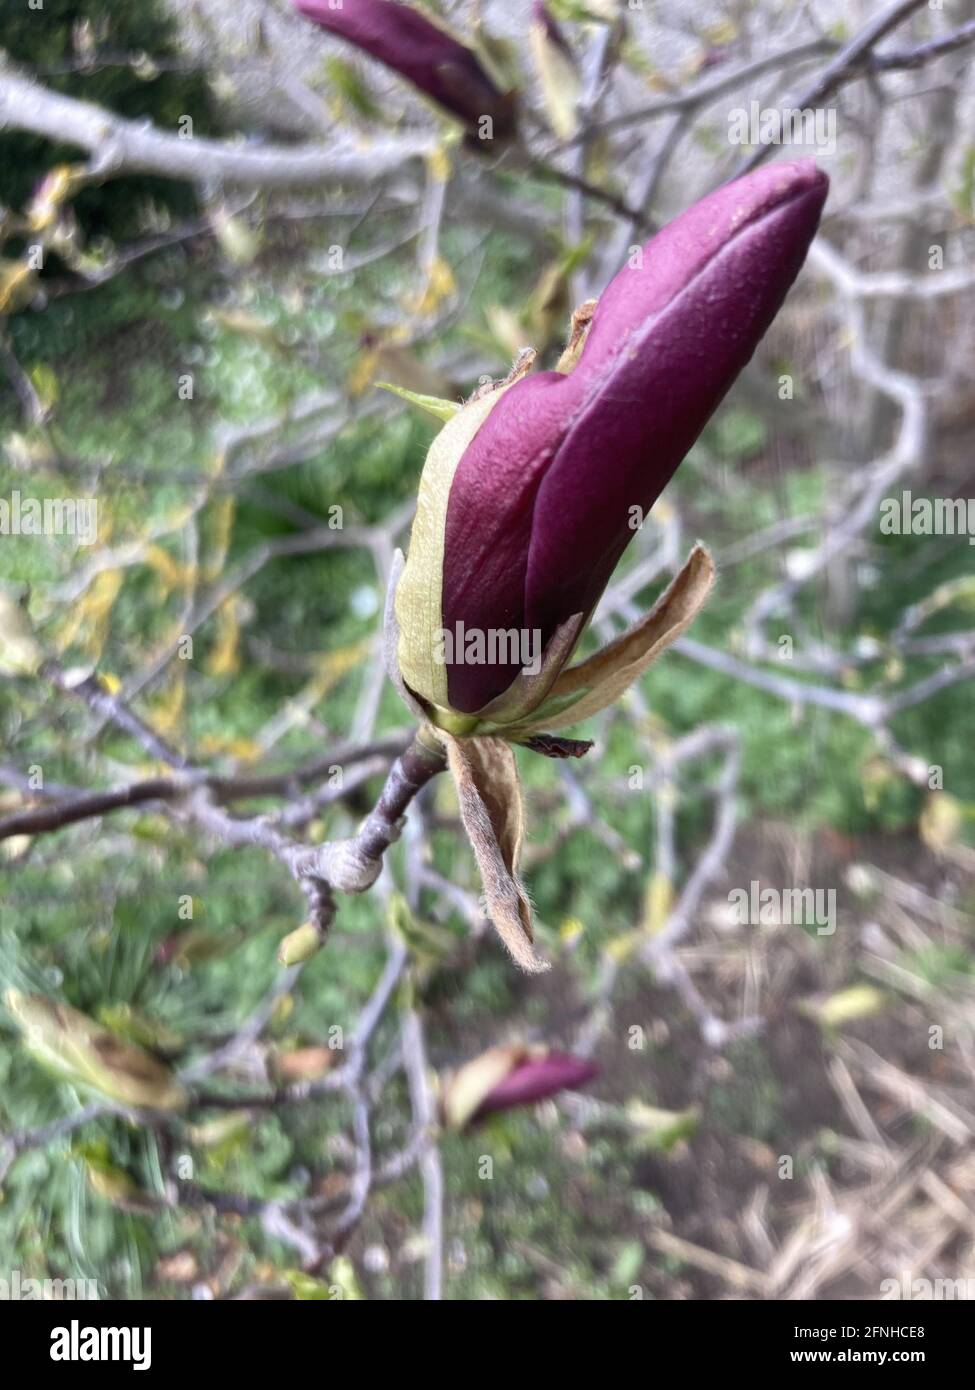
[0,65,434,188]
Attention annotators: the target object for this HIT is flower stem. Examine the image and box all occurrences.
[299,728,446,894]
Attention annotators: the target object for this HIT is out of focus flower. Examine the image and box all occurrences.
[4,990,186,1111]
[441,1043,598,1130]
[529,2,579,140]
[270,1046,337,1084]
[293,0,517,141]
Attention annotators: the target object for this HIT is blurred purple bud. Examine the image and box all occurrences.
[293,0,516,140]
[470,1049,599,1123]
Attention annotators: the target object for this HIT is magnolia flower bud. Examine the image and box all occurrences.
[4,990,186,1112]
[393,160,828,726]
[441,1043,598,1130]
[293,0,516,140]
[277,920,324,966]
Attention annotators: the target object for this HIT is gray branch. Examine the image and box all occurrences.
[0,65,434,188]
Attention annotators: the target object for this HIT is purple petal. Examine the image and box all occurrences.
[442,160,827,710]
[293,0,514,138]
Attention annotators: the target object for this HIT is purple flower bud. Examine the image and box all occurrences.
[437,160,828,710]
[471,1049,599,1123]
[441,1043,598,1127]
[292,0,516,140]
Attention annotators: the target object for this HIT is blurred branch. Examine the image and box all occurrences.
[1,664,441,939]
[0,1101,118,1187]
[733,0,935,176]
[870,18,975,70]
[44,659,188,769]
[0,774,188,839]
[587,37,833,139]
[0,732,410,840]
[0,64,435,188]
[811,236,975,299]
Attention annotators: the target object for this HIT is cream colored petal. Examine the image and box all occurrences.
[383,548,433,722]
[395,379,522,710]
[0,591,42,676]
[472,610,585,727]
[514,543,715,734]
[5,990,186,1111]
[529,16,581,141]
[441,1043,526,1130]
[437,732,549,973]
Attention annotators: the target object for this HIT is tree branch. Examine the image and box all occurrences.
[0,65,434,188]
